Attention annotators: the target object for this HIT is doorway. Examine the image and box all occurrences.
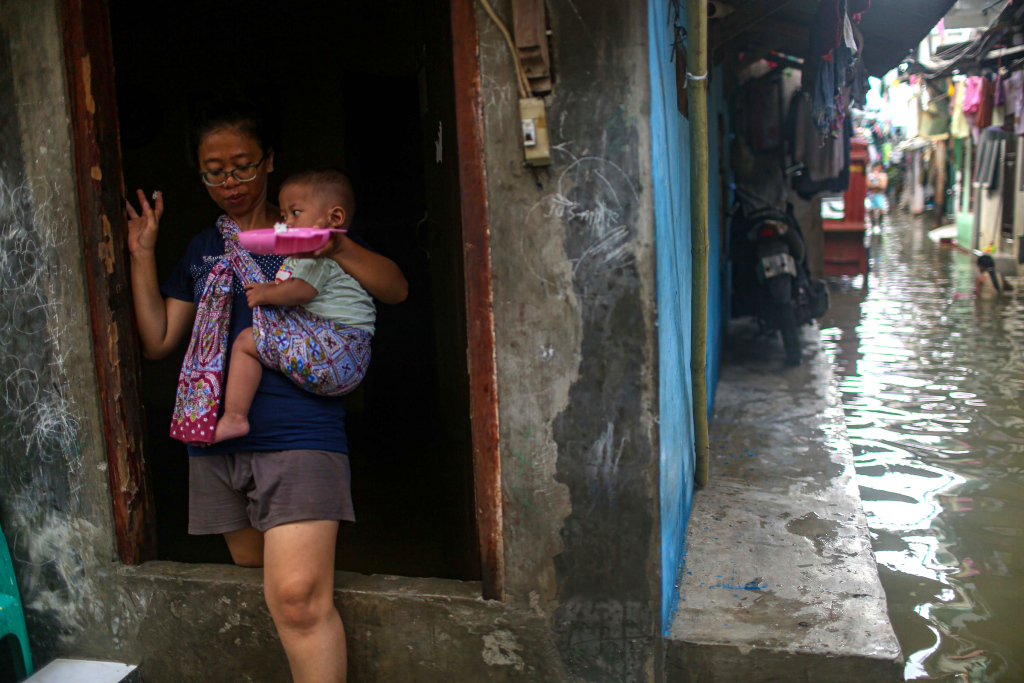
[100,0,481,580]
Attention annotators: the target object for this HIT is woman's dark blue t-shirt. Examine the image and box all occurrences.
[161,226,348,457]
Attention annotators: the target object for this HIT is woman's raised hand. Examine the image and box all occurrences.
[125,189,164,255]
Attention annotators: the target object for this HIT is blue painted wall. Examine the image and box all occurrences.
[649,0,694,632]
[649,0,730,631]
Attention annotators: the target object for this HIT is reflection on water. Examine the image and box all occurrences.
[820,215,1024,683]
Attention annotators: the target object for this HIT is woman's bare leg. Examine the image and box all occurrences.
[264,520,345,683]
[213,328,262,443]
[224,526,265,568]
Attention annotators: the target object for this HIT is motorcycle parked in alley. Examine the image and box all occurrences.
[730,198,829,366]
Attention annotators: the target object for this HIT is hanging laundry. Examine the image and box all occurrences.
[977,77,994,129]
[963,76,984,114]
[812,52,837,132]
[790,91,852,199]
[851,57,870,109]
[1003,69,1024,135]
[950,81,970,139]
[843,13,857,57]
[810,0,860,134]
[992,100,1006,128]
[992,73,1007,127]
[964,76,989,144]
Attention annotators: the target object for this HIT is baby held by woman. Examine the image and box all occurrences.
[212,170,375,443]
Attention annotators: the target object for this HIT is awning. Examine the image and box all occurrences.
[713,0,958,77]
[858,0,959,75]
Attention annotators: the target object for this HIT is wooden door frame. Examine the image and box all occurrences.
[450,0,504,601]
[60,0,505,600]
[61,0,156,565]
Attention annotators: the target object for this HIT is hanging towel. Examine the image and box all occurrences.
[1004,69,1024,135]
[950,82,970,138]
[963,76,984,114]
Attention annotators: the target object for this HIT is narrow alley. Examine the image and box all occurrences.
[3,0,1020,680]
[822,214,1024,682]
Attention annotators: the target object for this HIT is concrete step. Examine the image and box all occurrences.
[665,324,903,682]
[25,659,139,683]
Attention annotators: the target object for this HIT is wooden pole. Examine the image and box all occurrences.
[687,0,711,488]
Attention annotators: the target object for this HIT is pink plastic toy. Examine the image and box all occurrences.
[237,226,347,255]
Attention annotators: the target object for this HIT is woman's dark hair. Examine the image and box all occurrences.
[186,94,281,166]
[978,254,1002,293]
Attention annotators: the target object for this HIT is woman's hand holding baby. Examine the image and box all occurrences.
[125,189,164,255]
[299,233,409,305]
[294,231,351,261]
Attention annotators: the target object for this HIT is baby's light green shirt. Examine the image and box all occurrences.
[277,257,376,334]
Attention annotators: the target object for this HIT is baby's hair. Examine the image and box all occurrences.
[280,169,356,216]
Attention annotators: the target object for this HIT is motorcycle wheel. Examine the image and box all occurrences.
[779,302,801,366]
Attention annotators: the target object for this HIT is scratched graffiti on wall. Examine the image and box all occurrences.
[0,168,95,645]
[520,146,641,297]
[0,174,83,471]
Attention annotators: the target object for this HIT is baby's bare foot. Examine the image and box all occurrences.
[212,414,250,444]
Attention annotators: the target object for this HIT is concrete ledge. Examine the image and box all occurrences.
[666,322,902,682]
[81,561,550,682]
[116,561,485,602]
[668,643,901,683]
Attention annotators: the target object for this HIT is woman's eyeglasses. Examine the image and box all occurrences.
[200,156,266,187]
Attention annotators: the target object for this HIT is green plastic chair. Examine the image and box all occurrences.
[0,522,31,681]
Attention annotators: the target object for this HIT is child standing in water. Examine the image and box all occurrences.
[867,163,888,229]
[212,170,375,443]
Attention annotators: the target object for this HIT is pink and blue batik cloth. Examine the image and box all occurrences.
[170,216,370,445]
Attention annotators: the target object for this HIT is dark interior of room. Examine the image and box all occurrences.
[108,0,479,580]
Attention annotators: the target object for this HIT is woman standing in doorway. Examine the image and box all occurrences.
[125,97,408,683]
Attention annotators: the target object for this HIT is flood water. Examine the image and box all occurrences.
[819,215,1024,682]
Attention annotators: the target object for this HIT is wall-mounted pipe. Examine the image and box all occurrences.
[687,0,711,488]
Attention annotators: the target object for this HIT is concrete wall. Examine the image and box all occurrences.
[0,0,664,680]
[483,0,663,677]
[0,0,121,660]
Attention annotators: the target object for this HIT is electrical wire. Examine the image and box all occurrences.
[906,6,1015,78]
[476,0,533,98]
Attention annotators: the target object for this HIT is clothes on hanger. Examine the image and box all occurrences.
[1004,69,1024,135]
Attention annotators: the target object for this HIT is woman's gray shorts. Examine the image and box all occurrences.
[188,449,355,535]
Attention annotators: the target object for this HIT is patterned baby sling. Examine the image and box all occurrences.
[170,216,372,445]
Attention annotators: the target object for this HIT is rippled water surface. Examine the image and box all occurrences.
[820,215,1024,682]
